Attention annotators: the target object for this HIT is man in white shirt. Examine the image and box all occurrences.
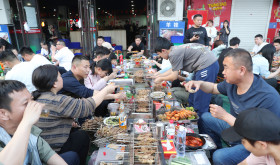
[0,50,36,92]
[252,34,268,54]
[19,47,51,68]
[51,40,74,71]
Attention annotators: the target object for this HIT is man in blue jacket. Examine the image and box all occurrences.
[60,55,125,117]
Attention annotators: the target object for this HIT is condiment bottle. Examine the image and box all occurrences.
[119,112,127,129]
[166,120,175,140]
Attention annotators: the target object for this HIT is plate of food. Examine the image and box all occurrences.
[157,107,198,121]
[103,116,119,127]
[185,133,206,149]
[150,91,166,99]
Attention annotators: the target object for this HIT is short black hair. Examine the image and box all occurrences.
[229,37,241,46]
[225,48,253,72]
[0,50,17,62]
[72,55,89,64]
[274,39,280,44]
[97,36,104,40]
[19,46,34,56]
[91,58,112,75]
[135,35,142,40]
[0,80,26,112]
[193,14,202,20]
[32,64,59,93]
[57,39,66,46]
[258,44,276,70]
[208,20,213,24]
[154,37,172,53]
[109,53,117,60]
[255,34,263,39]
[95,46,110,58]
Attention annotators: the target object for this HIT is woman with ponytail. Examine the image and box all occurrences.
[32,64,117,165]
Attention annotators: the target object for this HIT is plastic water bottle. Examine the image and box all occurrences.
[123,59,127,72]
[176,127,186,157]
[166,120,175,140]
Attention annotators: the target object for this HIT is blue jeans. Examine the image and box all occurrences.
[201,112,250,165]
[60,151,80,165]
[213,144,250,165]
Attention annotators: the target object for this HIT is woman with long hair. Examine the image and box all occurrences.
[32,64,117,165]
[252,44,280,88]
[84,58,116,90]
[219,20,230,47]
[40,40,51,60]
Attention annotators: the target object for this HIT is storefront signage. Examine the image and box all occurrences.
[159,21,185,40]
[208,2,227,11]
[0,25,11,43]
[9,29,41,34]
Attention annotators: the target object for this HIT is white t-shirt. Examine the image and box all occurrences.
[5,62,37,93]
[252,42,268,54]
[31,55,52,69]
[54,47,74,71]
[161,59,172,69]
[205,26,217,43]
[40,48,49,56]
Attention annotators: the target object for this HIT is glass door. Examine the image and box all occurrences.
[14,0,42,52]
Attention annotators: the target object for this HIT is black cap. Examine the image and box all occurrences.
[222,107,280,143]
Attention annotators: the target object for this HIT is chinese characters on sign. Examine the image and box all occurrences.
[159,21,185,41]
[208,2,227,11]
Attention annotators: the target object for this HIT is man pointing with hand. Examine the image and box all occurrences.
[184,48,280,165]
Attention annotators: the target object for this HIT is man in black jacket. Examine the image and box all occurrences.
[183,14,209,46]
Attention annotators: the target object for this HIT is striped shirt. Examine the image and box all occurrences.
[35,92,96,151]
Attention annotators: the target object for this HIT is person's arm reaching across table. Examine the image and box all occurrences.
[154,70,178,83]
[184,80,236,126]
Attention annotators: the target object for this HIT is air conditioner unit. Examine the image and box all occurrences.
[158,0,184,21]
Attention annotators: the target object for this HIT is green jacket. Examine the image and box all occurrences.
[0,126,55,165]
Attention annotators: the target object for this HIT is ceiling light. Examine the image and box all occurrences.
[98,8,100,10]
[70,13,72,14]
[43,6,46,8]
[27,2,31,6]
[131,4,134,6]
[131,0,133,2]
[53,15,55,16]
[105,12,107,13]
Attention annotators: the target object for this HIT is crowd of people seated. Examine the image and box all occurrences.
[1,19,280,165]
